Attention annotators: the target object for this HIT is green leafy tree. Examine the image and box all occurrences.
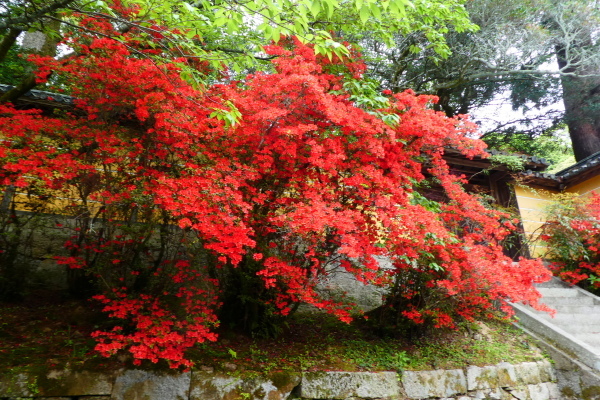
[363,0,600,162]
[539,193,600,295]
[0,0,477,101]
[483,125,575,172]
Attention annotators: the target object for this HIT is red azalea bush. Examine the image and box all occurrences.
[0,14,552,368]
[539,192,600,294]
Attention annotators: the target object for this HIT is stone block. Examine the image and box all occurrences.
[466,365,499,390]
[35,398,72,400]
[519,382,561,400]
[301,371,400,399]
[528,383,550,400]
[111,369,191,400]
[471,387,519,400]
[79,397,111,400]
[504,386,529,399]
[483,387,510,399]
[402,369,466,399]
[553,367,582,398]
[190,370,301,400]
[0,373,32,397]
[536,360,556,382]
[496,362,519,388]
[546,382,561,399]
[514,361,543,385]
[39,369,115,396]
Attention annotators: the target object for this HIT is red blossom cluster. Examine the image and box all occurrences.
[541,193,600,291]
[0,18,552,367]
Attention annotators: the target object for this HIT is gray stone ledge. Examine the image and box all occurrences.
[111,369,191,400]
[190,370,301,400]
[402,369,466,399]
[300,371,400,399]
[0,361,560,400]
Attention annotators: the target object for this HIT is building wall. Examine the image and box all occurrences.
[566,174,600,197]
[515,175,600,258]
[514,185,559,258]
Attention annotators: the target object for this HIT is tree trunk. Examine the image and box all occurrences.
[0,18,61,104]
[556,46,600,162]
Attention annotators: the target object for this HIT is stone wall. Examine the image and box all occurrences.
[517,324,600,400]
[0,360,559,400]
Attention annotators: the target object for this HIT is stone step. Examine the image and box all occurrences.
[537,287,584,298]
[539,296,595,307]
[549,322,600,333]
[573,333,600,347]
[538,313,600,325]
[535,279,570,288]
[548,305,600,314]
[513,277,600,374]
[530,303,600,315]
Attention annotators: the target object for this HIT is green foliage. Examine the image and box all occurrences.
[344,340,410,372]
[1,0,477,83]
[406,319,544,370]
[483,127,575,172]
[0,45,30,83]
[340,79,400,126]
[488,154,526,172]
[209,101,242,128]
[227,348,237,359]
[538,193,600,294]
[362,0,600,159]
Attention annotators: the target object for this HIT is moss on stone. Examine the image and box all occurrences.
[561,385,577,398]
[582,385,600,400]
[270,371,301,391]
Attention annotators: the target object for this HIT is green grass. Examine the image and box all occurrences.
[0,293,548,374]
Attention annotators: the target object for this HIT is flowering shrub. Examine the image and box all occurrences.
[0,10,552,368]
[539,192,600,294]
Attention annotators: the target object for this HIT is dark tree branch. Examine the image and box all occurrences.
[0,28,23,64]
[0,73,38,103]
[202,47,277,61]
[0,0,79,30]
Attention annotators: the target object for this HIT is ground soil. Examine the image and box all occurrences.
[0,290,547,373]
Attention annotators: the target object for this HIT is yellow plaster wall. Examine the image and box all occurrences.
[566,175,600,197]
[514,185,558,258]
[515,175,600,258]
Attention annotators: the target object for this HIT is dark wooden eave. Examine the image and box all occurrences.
[0,83,74,110]
[442,147,550,188]
[518,151,600,191]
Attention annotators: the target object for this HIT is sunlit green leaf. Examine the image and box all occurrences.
[359,5,370,24]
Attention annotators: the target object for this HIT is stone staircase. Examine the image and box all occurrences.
[511,277,600,372]
[535,279,600,348]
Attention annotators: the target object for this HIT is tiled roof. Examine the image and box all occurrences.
[486,148,551,171]
[442,148,550,171]
[0,84,74,107]
[555,151,600,179]
[518,151,600,189]
[521,170,557,179]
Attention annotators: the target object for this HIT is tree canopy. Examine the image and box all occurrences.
[0,0,554,369]
[0,0,476,91]
[364,0,600,162]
